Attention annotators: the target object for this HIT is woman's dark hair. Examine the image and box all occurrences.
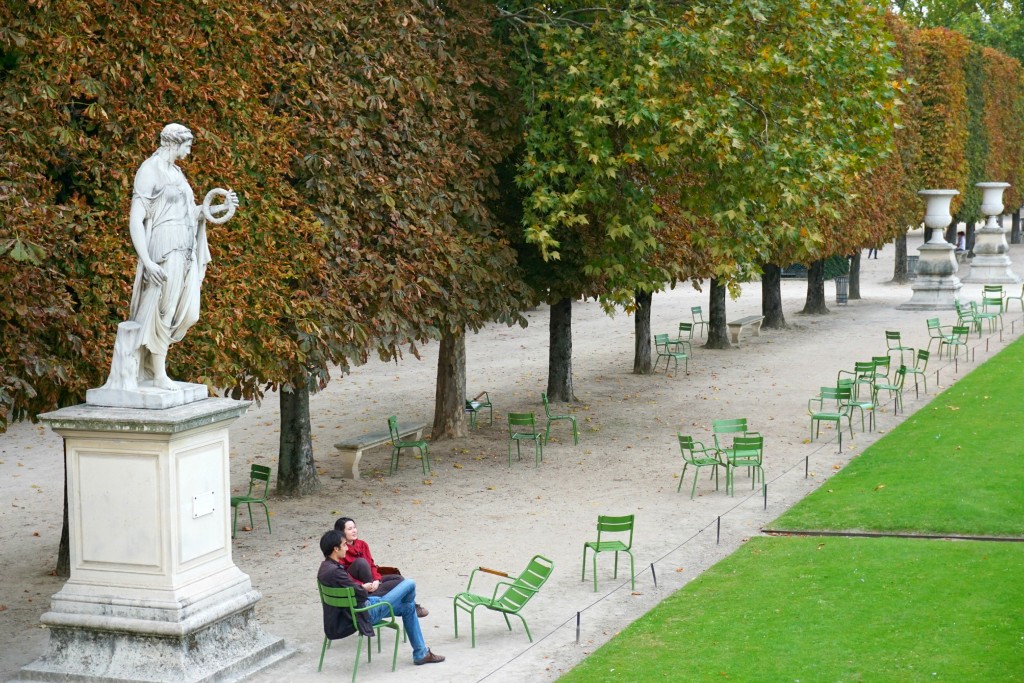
[334,517,355,533]
[320,529,344,558]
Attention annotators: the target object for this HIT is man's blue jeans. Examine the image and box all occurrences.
[366,578,427,661]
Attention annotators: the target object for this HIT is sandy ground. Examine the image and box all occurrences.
[2,235,1023,683]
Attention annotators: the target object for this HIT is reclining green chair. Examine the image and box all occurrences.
[453,555,554,648]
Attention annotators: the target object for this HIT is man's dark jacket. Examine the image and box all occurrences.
[317,558,375,639]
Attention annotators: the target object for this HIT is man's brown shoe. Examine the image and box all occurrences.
[416,604,429,618]
[414,649,445,665]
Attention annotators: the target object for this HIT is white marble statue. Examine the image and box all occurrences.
[88,124,238,408]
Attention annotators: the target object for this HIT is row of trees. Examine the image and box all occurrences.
[2,1,1023,499]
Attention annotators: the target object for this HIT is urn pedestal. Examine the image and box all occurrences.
[899,189,963,310]
[962,182,1020,284]
[14,399,292,683]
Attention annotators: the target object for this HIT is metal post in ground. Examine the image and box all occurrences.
[576,612,580,643]
[650,563,657,588]
[716,516,721,545]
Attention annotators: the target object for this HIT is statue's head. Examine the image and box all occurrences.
[159,123,193,158]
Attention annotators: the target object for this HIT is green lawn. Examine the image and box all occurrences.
[561,338,1024,682]
[560,536,1024,682]
[770,337,1024,537]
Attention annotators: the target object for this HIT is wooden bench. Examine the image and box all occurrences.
[334,422,427,480]
[727,315,764,345]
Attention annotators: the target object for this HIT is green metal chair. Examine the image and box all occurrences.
[582,515,635,592]
[654,333,688,376]
[955,300,981,337]
[871,355,891,383]
[983,284,1004,300]
[231,464,271,538]
[541,392,578,445]
[388,415,430,475]
[905,349,930,398]
[885,330,914,365]
[721,435,764,496]
[677,435,722,499]
[939,325,969,360]
[711,417,759,455]
[873,364,907,415]
[453,555,554,648]
[465,391,493,430]
[808,386,854,450]
[317,582,400,682]
[836,378,874,432]
[676,321,696,356]
[925,318,955,354]
[507,412,543,467]
[837,361,877,401]
[691,306,709,339]
[976,297,1003,331]
[1006,283,1023,312]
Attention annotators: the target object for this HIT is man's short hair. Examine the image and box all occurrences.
[320,529,344,558]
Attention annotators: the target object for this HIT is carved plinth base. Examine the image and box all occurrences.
[897,275,963,310]
[86,380,208,409]
[13,601,290,683]
[961,254,1020,284]
[16,400,293,682]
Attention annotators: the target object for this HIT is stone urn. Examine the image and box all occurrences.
[898,189,962,309]
[963,181,1019,283]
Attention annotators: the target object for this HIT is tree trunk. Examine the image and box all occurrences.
[801,259,830,314]
[56,440,70,577]
[547,297,575,401]
[1011,210,1021,244]
[966,220,977,256]
[761,264,786,329]
[278,378,321,496]
[432,329,467,441]
[893,231,909,283]
[849,253,861,300]
[705,278,732,349]
[633,289,653,374]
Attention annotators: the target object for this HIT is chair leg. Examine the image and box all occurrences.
[260,502,271,534]
[678,463,688,493]
[544,421,552,444]
[571,418,579,445]
[419,444,430,475]
[352,636,363,683]
[319,636,329,672]
[231,504,239,538]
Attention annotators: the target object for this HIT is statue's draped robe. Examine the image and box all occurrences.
[128,154,210,381]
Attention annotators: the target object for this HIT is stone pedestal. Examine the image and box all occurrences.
[962,216,1020,284]
[898,242,962,310]
[14,399,292,683]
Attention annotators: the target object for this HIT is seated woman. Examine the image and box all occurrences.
[334,516,428,617]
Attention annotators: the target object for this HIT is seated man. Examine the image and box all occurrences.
[318,529,444,666]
